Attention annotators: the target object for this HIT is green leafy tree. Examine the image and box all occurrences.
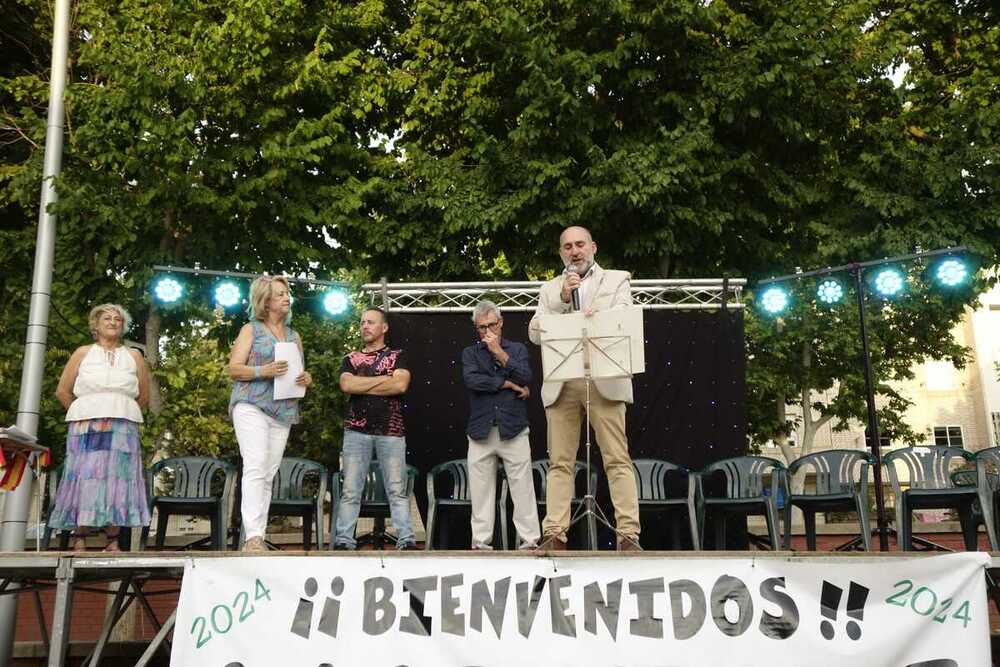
[379,0,1000,469]
[1,0,400,458]
[744,0,999,479]
[143,314,234,460]
[2,0,998,470]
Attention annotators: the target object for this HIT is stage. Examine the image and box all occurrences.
[2,549,999,666]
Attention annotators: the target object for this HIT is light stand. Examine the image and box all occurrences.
[853,265,890,551]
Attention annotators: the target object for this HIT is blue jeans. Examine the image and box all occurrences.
[334,430,415,549]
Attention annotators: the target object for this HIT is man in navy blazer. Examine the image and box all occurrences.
[462,300,541,549]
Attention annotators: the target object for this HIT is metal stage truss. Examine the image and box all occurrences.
[3,550,999,666]
[359,278,745,312]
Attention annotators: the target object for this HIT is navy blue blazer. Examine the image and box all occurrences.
[461,338,533,441]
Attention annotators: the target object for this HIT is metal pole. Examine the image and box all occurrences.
[854,267,890,551]
[0,0,72,661]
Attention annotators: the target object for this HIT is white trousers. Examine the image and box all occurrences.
[468,427,540,549]
[232,403,291,540]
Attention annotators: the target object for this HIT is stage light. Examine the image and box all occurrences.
[872,268,904,297]
[322,289,350,316]
[934,258,969,288]
[214,281,242,309]
[153,276,183,304]
[760,286,789,314]
[816,279,844,305]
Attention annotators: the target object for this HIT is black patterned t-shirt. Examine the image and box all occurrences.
[339,348,407,437]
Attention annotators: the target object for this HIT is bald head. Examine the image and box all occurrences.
[559,226,593,245]
[559,226,597,272]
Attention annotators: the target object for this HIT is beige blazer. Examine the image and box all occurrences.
[528,264,634,407]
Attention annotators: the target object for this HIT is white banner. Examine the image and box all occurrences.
[171,553,990,667]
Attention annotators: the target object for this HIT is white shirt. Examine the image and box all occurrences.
[564,264,594,310]
[65,344,143,423]
[577,266,594,308]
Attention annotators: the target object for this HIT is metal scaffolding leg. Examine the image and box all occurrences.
[47,559,74,667]
[135,609,175,667]
[134,582,163,634]
[88,575,134,667]
[32,587,50,655]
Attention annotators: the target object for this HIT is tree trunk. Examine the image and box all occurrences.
[774,341,834,538]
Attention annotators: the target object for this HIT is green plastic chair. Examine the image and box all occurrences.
[883,446,977,551]
[236,457,328,550]
[783,450,872,551]
[693,455,786,550]
[141,456,237,551]
[498,459,596,550]
[330,460,418,549]
[631,458,700,550]
[972,447,1000,550]
[425,459,473,550]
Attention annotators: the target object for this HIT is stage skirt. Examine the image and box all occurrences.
[48,418,150,529]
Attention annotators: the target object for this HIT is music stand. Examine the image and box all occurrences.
[539,307,645,549]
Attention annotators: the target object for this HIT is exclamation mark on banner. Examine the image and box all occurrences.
[819,581,843,640]
[819,581,869,641]
[844,582,869,640]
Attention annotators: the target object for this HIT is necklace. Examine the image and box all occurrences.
[264,321,286,342]
[99,344,117,366]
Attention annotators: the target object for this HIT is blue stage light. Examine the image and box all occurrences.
[760,286,789,314]
[322,290,350,316]
[816,279,844,305]
[214,281,242,309]
[153,277,183,304]
[873,268,905,297]
[934,258,969,288]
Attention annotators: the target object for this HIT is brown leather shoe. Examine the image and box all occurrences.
[617,536,642,552]
[536,535,567,552]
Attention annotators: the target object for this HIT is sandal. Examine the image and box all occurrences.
[242,536,267,553]
[71,535,88,552]
[103,529,121,552]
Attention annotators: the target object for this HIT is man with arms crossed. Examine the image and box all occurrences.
[333,306,417,550]
[462,300,540,550]
[528,226,641,551]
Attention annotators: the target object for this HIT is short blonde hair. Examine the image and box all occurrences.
[248,275,292,323]
[88,303,131,340]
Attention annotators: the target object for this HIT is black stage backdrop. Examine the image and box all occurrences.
[387,309,746,549]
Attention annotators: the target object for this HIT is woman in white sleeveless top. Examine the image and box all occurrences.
[50,304,151,551]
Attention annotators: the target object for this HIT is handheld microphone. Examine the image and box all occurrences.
[564,263,587,311]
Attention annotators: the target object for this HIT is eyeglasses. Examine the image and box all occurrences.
[475,320,501,332]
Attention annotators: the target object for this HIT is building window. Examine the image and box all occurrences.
[924,361,956,391]
[933,426,964,448]
[864,427,891,450]
[992,412,1000,447]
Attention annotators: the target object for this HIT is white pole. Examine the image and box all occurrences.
[0,0,72,660]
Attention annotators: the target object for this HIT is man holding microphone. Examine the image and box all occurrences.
[528,226,641,551]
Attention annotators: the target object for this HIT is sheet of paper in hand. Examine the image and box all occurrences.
[273,342,306,400]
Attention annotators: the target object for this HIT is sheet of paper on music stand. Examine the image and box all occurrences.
[586,306,645,378]
[273,342,306,400]
[539,312,587,382]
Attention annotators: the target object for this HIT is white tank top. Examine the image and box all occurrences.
[65,344,144,423]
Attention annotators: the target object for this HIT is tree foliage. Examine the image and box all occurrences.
[1,0,997,463]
